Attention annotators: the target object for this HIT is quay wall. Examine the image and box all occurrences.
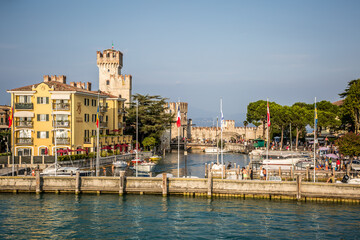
[1,174,360,202]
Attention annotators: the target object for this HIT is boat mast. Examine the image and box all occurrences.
[177,100,180,178]
[266,98,269,181]
[220,98,224,179]
[314,97,317,183]
[54,101,57,176]
[136,100,139,177]
[96,91,100,176]
[216,117,219,165]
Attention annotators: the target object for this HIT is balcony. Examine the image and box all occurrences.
[15,121,33,128]
[99,105,108,113]
[53,120,70,128]
[16,138,33,145]
[53,137,70,145]
[118,122,125,128]
[15,103,33,110]
[84,137,91,144]
[53,103,70,111]
[100,122,108,128]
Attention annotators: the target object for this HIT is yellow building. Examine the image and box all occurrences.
[7,75,131,156]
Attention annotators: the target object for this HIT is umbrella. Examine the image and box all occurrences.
[44,147,48,155]
[101,146,113,150]
[67,148,76,152]
[112,129,119,132]
[325,154,339,159]
[76,148,86,152]
[57,149,68,153]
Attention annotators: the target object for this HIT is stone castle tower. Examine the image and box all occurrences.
[97,49,132,105]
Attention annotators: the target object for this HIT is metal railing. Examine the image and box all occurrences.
[53,103,70,111]
[53,120,70,128]
[15,121,33,128]
[84,137,91,144]
[15,103,33,110]
[100,122,108,128]
[16,138,33,145]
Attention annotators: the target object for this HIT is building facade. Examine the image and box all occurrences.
[7,75,130,156]
[97,49,132,106]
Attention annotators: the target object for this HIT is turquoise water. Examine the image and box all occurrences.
[0,194,360,239]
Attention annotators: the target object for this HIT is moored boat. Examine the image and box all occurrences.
[41,164,93,176]
[113,160,128,168]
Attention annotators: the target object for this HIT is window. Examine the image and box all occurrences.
[84,114,89,122]
[37,97,49,104]
[37,131,49,139]
[92,99,97,107]
[37,114,49,121]
[92,114,96,122]
[84,98,89,106]
[106,116,108,122]
[0,118,3,123]
[92,130,96,136]
[19,95,31,103]
[106,80,110,85]
[84,130,89,138]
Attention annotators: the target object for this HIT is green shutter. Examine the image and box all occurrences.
[46,97,49,104]
[37,114,40,121]
[46,114,49,121]
[37,97,40,104]
[46,131,49,138]
[37,131,40,138]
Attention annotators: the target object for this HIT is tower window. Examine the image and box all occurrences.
[108,69,110,72]
[106,80,110,85]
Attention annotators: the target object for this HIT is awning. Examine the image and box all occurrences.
[52,111,71,115]
[51,94,70,100]
[14,111,34,117]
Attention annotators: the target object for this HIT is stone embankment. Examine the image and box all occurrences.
[1,172,360,203]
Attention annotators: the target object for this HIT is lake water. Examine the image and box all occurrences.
[0,194,360,239]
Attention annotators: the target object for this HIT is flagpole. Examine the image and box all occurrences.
[136,100,138,177]
[220,98,224,179]
[314,97,316,183]
[216,117,219,165]
[177,100,180,178]
[54,101,58,176]
[11,94,14,176]
[96,91,100,176]
[266,98,269,181]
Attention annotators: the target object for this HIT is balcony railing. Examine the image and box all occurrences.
[53,120,70,128]
[53,103,70,111]
[100,122,108,128]
[53,137,70,145]
[84,137,91,144]
[99,105,108,112]
[15,121,33,128]
[15,103,33,110]
[16,138,33,145]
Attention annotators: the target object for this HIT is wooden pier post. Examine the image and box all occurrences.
[75,171,80,195]
[162,173,168,197]
[296,175,301,200]
[278,167,282,178]
[119,171,125,196]
[35,170,41,194]
[207,165,213,198]
[306,166,309,181]
[332,167,335,183]
[290,167,294,180]
[205,163,208,178]
[347,164,350,176]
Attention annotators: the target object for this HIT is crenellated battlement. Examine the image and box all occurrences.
[96,49,123,67]
[43,75,66,84]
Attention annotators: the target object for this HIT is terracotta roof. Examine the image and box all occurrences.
[8,81,109,97]
[332,100,344,106]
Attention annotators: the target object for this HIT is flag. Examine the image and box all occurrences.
[176,104,181,128]
[267,101,271,127]
[112,42,114,49]
[314,102,318,131]
[8,107,13,128]
[96,106,99,128]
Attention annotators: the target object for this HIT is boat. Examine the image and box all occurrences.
[113,160,128,168]
[41,164,93,176]
[204,147,228,153]
[261,151,310,170]
[249,149,265,156]
[149,155,162,161]
[133,161,156,172]
[156,173,174,178]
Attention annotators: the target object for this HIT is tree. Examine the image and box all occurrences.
[125,94,173,148]
[271,104,291,149]
[339,79,360,133]
[142,137,156,151]
[246,100,267,139]
[290,104,310,149]
[336,132,360,160]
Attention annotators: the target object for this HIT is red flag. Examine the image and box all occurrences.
[267,101,271,127]
[8,107,13,128]
[96,106,99,128]
[176,104,181,128]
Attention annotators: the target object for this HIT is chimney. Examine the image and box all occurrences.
[43,75,51,82]
[81,82,85,89]
[70,82,75,87]
[87,82,92,91]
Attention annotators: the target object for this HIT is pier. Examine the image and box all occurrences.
[1,173,360,203]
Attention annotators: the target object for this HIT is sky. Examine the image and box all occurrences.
[1,0,360,126]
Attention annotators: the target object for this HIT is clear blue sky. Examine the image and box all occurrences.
[1,0,360,125]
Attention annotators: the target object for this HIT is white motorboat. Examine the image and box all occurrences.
[249,149,265,156]
[113,160,128,168]
[133,162,156,172]
[204,147,228,153]
[41,164,93,176]
[261,151,310,170]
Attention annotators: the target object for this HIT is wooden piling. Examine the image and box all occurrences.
[35,170,41,194]
[290,167,294,180]
[162,173,168,197]
[306,166,309,181]
[279,167,282,178]
[205,163,208,178]
[75,171,80,195]
[119,171,125,196]
[207,165,213,198]
[296,175,301,200]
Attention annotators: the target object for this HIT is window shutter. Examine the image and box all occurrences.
[37,114,40,121]
[37,97,40,104]
[46,114,49,121]
[37,131,40,138]
[46,131,49,138]
[46,97,49,104]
